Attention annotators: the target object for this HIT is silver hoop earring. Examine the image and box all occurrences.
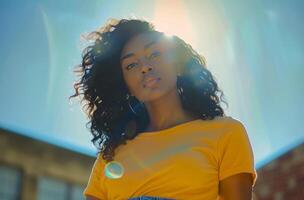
[128,99,137,115]
[126,94,144,116]
[177,75,184,95]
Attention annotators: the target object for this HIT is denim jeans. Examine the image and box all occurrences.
[128,196,175,200]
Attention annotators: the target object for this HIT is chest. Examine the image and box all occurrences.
[104,138,219,198]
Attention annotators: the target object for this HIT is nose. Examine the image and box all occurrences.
[139,59,153,74]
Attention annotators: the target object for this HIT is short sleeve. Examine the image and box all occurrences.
[83,153,108,199]
[217,121,257,186]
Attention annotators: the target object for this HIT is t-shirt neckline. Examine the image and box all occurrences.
[136,118,203,137]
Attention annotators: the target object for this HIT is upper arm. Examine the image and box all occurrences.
[217,121,257,186]
[218,172,253,200]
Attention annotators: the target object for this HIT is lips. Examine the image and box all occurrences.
[143,77,160,88]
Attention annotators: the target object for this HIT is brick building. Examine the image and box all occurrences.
[254,142,304,200]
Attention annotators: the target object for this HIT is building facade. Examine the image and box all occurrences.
[0,128,95,200]
[254,142,304,200]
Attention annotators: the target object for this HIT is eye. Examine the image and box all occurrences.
[149,51,161,59]
[126,62,138,70]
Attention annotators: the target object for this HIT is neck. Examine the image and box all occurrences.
[143,88,198,132]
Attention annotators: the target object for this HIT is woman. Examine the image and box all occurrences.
[70,18,257,200]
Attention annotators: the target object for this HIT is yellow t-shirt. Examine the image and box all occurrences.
[83,116,257,200]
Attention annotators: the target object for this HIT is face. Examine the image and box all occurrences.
[120,32,181,103]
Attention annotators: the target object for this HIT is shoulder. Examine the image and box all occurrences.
[214,115,244,124]
[197,115,248,140]
[196,115,245,130]
[222,116,247,131]
[214,116,251,148]
[223,116,247,136]
[92,153,107,170]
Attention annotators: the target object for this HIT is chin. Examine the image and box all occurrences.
[140,87,172,103]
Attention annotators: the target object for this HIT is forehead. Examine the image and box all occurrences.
[121,32,168,56]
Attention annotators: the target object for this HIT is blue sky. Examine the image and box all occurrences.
[0,0,303,169]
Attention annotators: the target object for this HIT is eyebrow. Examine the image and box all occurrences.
[120,41,158,63]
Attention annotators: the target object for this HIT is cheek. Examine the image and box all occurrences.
[163,69,178,88]
[157,60,178,85]
[123,72,142,94]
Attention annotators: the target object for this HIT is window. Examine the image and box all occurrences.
[0,165,22,200]
[37,176,85,200]
[70,185,86,200]
[37,177,68,200]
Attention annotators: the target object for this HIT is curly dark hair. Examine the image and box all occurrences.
[69,18,228,163]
